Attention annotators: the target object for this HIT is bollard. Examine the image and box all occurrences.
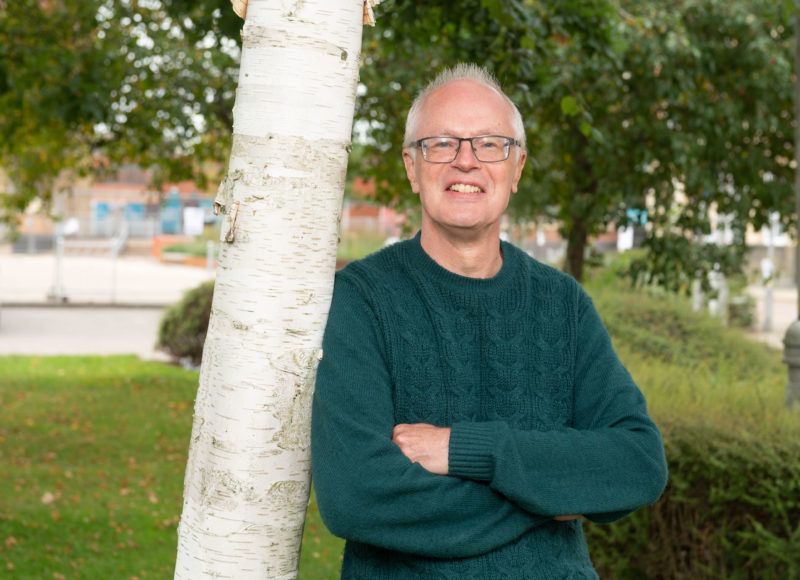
[784,320,800,408]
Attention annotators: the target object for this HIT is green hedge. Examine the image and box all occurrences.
[586,424,800,579]
[156,280,214,366]
[582,264,799,578]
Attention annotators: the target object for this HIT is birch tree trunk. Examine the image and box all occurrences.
[174,2,365,578]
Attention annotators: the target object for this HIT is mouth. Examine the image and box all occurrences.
[447,183,483,193]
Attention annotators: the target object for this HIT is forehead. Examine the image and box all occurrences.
[418,80,514,136]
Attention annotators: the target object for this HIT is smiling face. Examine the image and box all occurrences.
[402,79,526,244]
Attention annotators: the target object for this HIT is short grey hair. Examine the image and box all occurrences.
[403,63,526,151]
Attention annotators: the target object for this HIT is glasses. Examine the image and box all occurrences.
[409,135,521,163]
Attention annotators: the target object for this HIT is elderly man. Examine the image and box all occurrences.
[311,63,668,579]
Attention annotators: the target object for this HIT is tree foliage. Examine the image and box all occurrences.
[356,0,796,285]
[621,0,795,292]
[0,0,240,223]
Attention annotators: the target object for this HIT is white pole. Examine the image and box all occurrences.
[763,214,777,332]
[49,222,67,302]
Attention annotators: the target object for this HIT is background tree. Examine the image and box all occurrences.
[355,0,796,285]
[173,0,365,578]
[621,0,795,292]
[0,0,240,223]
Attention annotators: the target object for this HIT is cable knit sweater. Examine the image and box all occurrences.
[311,233,668,579]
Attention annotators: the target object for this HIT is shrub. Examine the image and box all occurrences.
[728,292,756,329]
[582,265,799,579]
[588,270,764,374]
[585,425,800,579]
[156,280,214,366]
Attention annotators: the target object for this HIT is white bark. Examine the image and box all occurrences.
[174,2,364,578]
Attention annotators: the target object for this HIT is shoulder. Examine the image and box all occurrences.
[331,237,413,306]
[501,242,600,330]
[337,238,409,283]
[502,241,584,297]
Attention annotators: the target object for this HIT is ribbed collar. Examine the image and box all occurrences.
[401,231,521,298]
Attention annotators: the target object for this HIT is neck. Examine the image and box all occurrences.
[420,228,503,278]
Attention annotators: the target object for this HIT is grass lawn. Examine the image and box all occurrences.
[0,355,343,579]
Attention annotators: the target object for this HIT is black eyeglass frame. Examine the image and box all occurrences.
[408,135,523,163]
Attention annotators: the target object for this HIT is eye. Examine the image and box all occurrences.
[476,137,504,150]
[430,138,457,150]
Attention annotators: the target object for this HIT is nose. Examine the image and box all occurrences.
[452,140,480,170]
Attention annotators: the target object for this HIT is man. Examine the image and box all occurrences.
[311,63,668,579]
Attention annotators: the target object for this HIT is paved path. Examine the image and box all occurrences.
[0,306,171,361]
[0,249,213,306]
[0,248,213,361]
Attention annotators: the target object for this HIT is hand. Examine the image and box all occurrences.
[392,423,451,475]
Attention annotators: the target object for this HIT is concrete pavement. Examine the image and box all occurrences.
[0,247,213,306]
[0,247,214,361]
[0,306,173,361]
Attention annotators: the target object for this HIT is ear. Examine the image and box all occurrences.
[510,150,527,194]
[402,148,420,194]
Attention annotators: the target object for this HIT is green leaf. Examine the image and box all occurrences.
[560,95,580,117]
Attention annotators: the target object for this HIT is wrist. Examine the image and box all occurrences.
[448,422,497,482]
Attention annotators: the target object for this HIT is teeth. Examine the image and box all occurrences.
[448,184,481,193]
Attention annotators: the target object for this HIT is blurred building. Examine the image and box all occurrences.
[10,165,217,255]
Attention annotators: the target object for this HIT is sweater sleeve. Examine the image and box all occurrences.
[448,289,668,523]
[311,276,546,558]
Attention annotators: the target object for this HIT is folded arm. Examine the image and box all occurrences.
[445,292,668,523]
[311,279,545,559]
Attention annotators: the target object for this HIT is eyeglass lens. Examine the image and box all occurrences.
[421,136,512,163]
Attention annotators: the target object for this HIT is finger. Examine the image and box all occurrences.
[392,425,409,444]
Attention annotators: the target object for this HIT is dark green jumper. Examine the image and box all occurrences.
[311,233,667,579]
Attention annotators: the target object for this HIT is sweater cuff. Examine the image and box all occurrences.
[448,422,497,482]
